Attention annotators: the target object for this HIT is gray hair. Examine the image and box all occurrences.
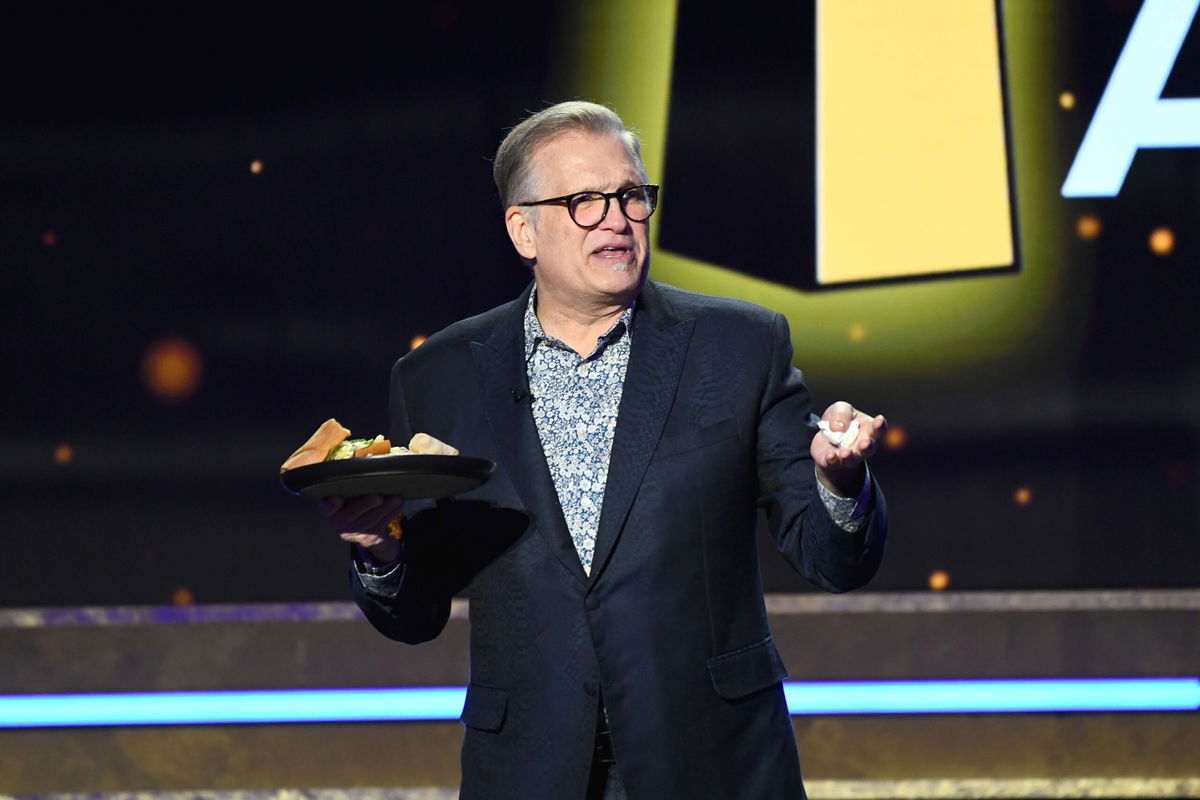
[492,100,648,209]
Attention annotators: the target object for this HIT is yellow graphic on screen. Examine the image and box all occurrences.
[564,0,1072,379]
[818,0,1014,284]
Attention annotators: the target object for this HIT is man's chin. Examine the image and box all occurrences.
[610,262,648,288]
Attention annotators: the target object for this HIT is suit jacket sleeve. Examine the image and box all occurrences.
[757,312,887,592]
[348,357,455,644]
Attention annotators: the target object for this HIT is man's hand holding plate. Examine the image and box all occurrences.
[281,421,460,564]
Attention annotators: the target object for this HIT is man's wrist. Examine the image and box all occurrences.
[355,542,403,575]
[815,467,875,533]
[815,463,866,498]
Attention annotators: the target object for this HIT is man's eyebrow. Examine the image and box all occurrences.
[578,181,642,194]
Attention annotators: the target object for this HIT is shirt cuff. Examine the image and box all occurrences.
[815,468,875,533]
[353,544,404,595]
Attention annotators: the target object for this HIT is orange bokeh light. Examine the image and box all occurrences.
[42,230,57,247]
[1014,486,1033,506]
[250,159,263,174]
[1058,91,1076,110]
[928,570,950,591]
[54,443,73,464]
[143,337,203,401]
[172,588,195,606]
[410,334,428,350]
[883,426,907,450]
[847,323,868,343]
[1075,214,1101,241]
[1149,227,1175,256]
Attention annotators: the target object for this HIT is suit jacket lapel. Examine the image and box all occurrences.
[589,282,694,584]
[471,284,588,585]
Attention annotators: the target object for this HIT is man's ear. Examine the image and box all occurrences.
[504,206,537,261]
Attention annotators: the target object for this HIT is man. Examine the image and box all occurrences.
[306,101,888,799]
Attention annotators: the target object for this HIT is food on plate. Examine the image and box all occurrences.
[280,418,352,472]
[407,432,460,456]
[280,418,461,473]
[326,434,412,461]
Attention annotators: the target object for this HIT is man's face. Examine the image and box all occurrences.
[505,131,650,312]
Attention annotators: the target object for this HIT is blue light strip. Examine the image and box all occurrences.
[0,680,1195,728]
[0,688,468,728]
[783,678,1200,715]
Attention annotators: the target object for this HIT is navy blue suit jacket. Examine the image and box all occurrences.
[351,280,887,799]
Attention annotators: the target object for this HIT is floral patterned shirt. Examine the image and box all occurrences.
[524,288,633,575]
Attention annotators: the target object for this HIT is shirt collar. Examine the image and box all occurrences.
[523,285,634,362]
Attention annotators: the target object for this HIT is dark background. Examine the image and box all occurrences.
[3,1,1197,606]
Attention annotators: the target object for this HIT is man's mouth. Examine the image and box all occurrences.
[592,245,638,261]
[592,244,634,270]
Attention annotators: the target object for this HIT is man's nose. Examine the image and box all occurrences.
[598,199,632,231]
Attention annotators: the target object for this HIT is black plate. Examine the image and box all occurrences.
[280,454,495,499]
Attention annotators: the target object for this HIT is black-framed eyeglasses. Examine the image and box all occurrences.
[518,184,659,228]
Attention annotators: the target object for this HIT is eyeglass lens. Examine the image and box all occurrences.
[569,186,656,227]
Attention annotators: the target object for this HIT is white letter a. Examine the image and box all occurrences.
[1062,0,1200,198]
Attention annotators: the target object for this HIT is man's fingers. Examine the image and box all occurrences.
[840,417,884,455]
[822,401,856,432]
[824,444,861,467]
[823,405,886,449]
[332,493,386,519]
[318,496,345,517]
[813,409,889,465]
[340,532,386,547]
[355,496,405,532]
[852,415,887,451]
[323,493,405,535]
